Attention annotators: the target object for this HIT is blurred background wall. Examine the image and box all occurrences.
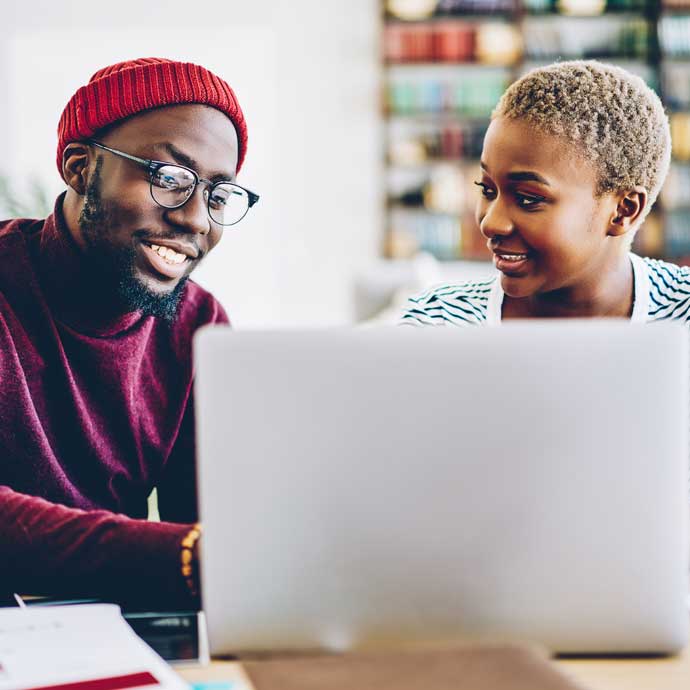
[2,0,690,327]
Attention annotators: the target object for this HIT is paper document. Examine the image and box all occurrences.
[0,604,189,690]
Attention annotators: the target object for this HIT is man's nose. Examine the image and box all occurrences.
[164,186,211,235]
[479,198,514,240]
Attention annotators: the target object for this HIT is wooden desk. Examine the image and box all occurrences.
[179,645,690,690]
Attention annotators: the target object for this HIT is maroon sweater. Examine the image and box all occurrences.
[0,196,228,607]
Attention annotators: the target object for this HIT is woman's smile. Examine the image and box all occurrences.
[491,248,532,275]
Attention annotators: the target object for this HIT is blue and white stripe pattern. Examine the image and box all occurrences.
[401,278,495,327]
[646,258,690,322]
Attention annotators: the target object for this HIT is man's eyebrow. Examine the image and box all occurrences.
[157,142,236,182]
[479,162,550,187]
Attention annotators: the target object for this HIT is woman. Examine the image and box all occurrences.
[401,60,688,326]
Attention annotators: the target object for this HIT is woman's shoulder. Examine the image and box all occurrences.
[641,256,690,321]
[399,276,497,327]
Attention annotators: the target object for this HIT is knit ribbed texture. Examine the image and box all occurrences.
[56,57,247,177]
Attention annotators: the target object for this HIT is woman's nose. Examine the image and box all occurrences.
[478,199,514,240]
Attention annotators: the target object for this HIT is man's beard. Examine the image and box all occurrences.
[78,161,188,323]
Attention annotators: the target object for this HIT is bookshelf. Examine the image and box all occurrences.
[382,0,690,265]
[660,3,690,262]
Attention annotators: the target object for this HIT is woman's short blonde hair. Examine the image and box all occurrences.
[493,60,671,224]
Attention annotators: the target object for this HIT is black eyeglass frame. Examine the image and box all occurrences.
[86,139,259,226]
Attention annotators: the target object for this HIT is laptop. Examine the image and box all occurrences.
[194,322,689,655]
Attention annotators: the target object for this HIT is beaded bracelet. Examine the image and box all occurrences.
[180,522,202,598]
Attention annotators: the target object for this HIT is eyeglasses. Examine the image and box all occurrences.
[87,140,259,227]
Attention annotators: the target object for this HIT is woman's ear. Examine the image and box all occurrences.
[608,186,648,237]
[61,143,92,195]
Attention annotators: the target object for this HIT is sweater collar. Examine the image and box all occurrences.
[34,194,145,337]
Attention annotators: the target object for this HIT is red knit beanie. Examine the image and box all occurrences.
[56,57,248,179]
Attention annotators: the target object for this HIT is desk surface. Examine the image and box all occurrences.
[179,644,690,690]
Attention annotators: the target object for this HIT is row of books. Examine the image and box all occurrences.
[385,17,651,64]
[388,121,489,163]
[386,72,510,116]
[384,21,522,64]
[389,164,468,214]
[387,207,462,260]
[386,0,655,19]
[523,16,649,60]
[523,0,652,10]
[660,16,690,59]
[435,0,515,12]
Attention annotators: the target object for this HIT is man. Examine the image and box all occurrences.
[0,57,258,607]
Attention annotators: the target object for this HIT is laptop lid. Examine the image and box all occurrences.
[194,322,688,655]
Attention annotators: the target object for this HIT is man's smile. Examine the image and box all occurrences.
[139,239,194,280]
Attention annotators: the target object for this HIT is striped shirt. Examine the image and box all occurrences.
[401,254,690,326]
